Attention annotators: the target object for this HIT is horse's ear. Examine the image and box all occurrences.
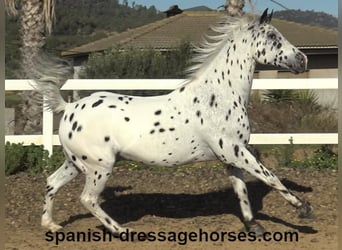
[269,10,274,22]
[260,8,273,24]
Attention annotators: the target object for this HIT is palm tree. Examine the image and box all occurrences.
[5,0,55,134]
[225,0,246,16]
[223,0,289,15]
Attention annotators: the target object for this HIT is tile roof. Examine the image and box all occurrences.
[62,11,338,57]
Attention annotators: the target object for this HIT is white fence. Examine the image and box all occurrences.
[5,78,338,155]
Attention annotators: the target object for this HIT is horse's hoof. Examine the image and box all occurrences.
[42,222,63,232]
[42,216,64,232]
[296,200,313,218]
[243,220,265,237]
[112,226,135,237]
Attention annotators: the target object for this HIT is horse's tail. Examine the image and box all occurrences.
[31,77,68,113]
[27,52,74,113]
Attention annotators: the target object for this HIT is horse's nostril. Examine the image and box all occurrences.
[296,53,306,66]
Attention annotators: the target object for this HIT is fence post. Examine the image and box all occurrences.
[42,96,54,156]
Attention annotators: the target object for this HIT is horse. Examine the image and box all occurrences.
[35,9,312,236]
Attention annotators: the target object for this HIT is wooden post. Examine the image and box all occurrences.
[42,96,54,156]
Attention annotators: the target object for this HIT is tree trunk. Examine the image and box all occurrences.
[16,0,44,134]
[10,0,55,134]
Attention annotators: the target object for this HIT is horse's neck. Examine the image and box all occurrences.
[188,37,255,103]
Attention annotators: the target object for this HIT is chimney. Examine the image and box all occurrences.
[164,5,183,18]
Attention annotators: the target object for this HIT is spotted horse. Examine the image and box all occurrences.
[36,9,312,236]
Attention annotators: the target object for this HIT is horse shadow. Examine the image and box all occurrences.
[61,178,317,234]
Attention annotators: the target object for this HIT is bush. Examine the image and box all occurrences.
[250,90,337,133]
[82,41,192,79]
[25,144,50,174]
[5,142,27,175]
[5,143,64,176]
[289,145,338,170]
[271,144,337,170]
[47,146,65,173]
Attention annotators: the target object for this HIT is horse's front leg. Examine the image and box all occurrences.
[211,140,313,231]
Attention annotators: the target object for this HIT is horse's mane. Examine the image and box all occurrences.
[186,13,259,79]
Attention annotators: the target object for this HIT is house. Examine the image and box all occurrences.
[62,10,337,74]
[62,10,338,107]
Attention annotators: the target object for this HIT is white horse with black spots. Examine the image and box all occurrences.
[34,9,312,236]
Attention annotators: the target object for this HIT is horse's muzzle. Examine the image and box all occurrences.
[290,52,307,74]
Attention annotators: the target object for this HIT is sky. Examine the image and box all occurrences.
[127,0,338,17]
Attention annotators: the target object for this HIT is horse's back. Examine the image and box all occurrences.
[58,92,177,160]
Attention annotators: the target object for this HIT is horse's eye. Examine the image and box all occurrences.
[268,32,277,40]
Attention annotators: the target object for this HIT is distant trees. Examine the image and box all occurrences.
[52,0,163,36]
[6,0,164,78]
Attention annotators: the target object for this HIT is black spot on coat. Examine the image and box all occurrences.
[92,99,103,108]
[219,139,223,149]
[72,121,78,131]
[209,95,216,107]
[234,145,239,157]
[69,113,74,122]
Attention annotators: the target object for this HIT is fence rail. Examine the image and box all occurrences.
[5,78,338,155]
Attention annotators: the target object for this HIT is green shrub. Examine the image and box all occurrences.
[262,89,295,103]
[82,41,192,79]
[5,143,49,175]
[5,142,27,175]
[289,145,337,170]
[271,143,337,170]
[5,143,64,176]
[25,144,49,174]
[47,146,65,173]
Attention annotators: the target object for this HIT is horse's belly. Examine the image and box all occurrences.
[119,138,216,166]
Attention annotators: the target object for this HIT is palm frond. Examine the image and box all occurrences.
[5,0,18,16]
[43,0,55,34]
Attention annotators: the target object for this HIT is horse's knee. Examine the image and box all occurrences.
[80,195,91,207]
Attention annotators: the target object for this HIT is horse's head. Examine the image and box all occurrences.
[250,9,307,74]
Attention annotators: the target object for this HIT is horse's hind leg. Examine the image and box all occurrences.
[42,160,80,232]
[226,164,265,236]
[79,164,128,234]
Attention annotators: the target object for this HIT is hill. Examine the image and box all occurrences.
[184,7,337,30]
[273,9,337,30]
[184,6,213,11]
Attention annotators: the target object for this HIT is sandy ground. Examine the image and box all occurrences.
[5,160,337,250]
